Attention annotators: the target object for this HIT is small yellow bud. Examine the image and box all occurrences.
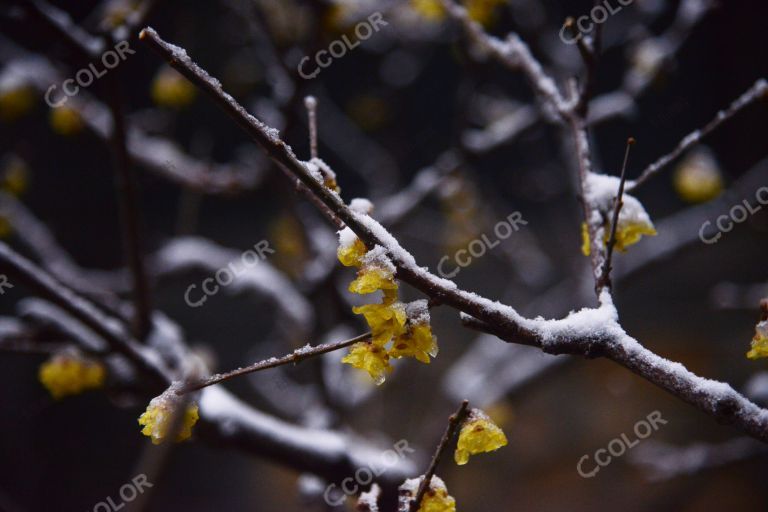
[1,156,30,196]
[0,86,35,122]
[151,67,196,108]
[673,149,723,203]
[49,106,84,136]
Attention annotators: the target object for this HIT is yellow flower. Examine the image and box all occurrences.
[138,385,200,444]
[613,220,657,252]
[337,236,367,267]
[0,86,35,122]
[581,219,658,256]
[465,0,505,26]
[341,342,392,385]
[151,66,196,108]
[673,149,723,203]
[410,0,503,25]
[49,106,84,136]
[38,353,105,399]
[353,301,407,346]
[390,323,438,364]
[580,222,592,257]
[349,266,398,294]
[400,476,456,512]
[582,173,657,256]
[747,321,768,360]
[454,408,508,465]
[410,0,445,21]
[1,157,29,196]
[0,215,11,238]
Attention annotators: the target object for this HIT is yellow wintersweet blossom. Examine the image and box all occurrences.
[151,66,196,108]
[49,106,84,136]
[337,237,367,267]
[613,220,657,252]
[390,321,438,364]
[465,0,505,26]
[747,321,768,360]
[38,353,106,399]
[341,342,392,385]
[400,476,456,512]
[419,486,456,512]
[138,384,200,444]
[410,0,445,21]
[454,408,508,465]
[0,86,35,122]
[1,157,29,196]
[581,173,657,256]
[673,149,723,203]
[349,265,398,294]
[410,0,503,26]
[353,301,407,346]
[0,215,11,238]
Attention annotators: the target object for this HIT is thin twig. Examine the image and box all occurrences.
[105,74,153,341]
[0,241,170,390]
[179,332,371,394]
[599,137,635,291]
[410,400,470,512]
[629,79,767,191]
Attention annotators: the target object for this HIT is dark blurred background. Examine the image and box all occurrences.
[1,0,767,510]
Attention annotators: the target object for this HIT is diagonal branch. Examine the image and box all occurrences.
[0,241,170,390]
[629,79,767,191]
[138,27,768,444]
[409,400,469,512]
[180,332,371,393]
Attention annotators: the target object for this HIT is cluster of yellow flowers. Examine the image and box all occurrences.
[38,352,106,399]
[337,228,438,384]
[138,383,200,445]
[410,0,505,26]
[581,173,657,256]
[454,408,508,465]
[747,320,768,360]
